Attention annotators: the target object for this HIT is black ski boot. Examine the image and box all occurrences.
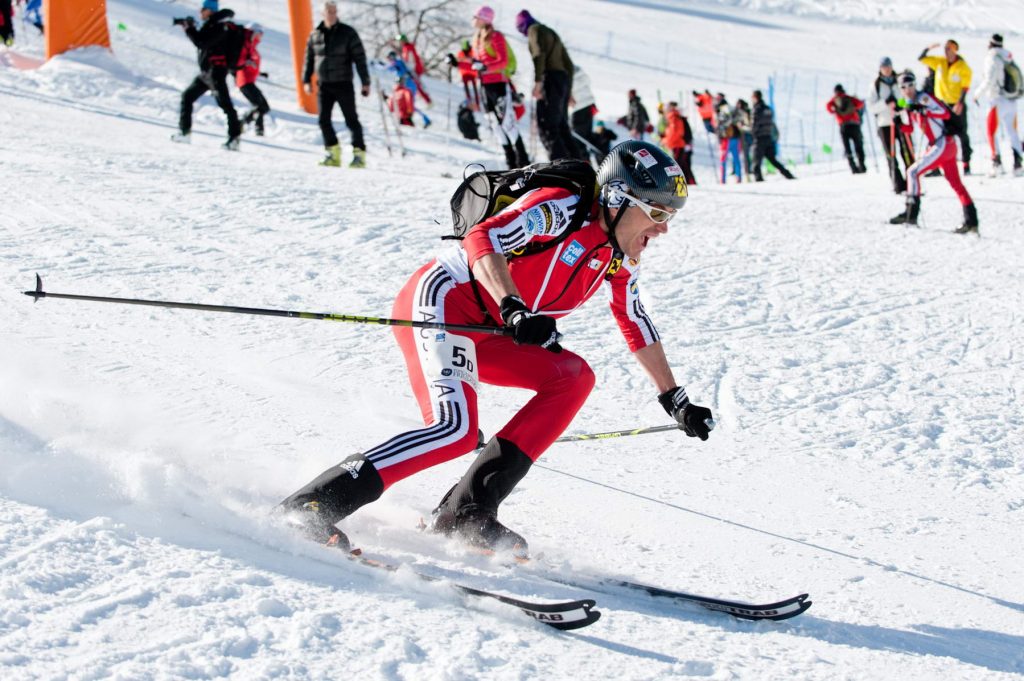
[430,436,534,557]
[278,453,384,551]
[1013,150,1022,176]
[953,203,979,235]
[890,196,920,225]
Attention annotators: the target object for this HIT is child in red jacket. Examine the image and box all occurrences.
[236,23,271,136]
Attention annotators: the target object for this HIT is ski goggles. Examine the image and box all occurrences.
[618,192,677,224]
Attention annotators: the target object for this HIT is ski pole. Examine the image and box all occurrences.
[23,274,514,337]
[554,419,715,443]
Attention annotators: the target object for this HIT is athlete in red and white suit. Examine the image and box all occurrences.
[900,90,972,206]
[891,72,978,232]
[374,186,660,485]
[280,145,713,552]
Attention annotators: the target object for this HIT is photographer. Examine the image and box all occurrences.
[171,0,243,150]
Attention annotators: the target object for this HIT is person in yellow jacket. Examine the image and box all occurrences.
[919,39,973,173]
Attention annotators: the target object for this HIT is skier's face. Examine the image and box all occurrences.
[200,8,212,20]
[613,200,674,259]
[880,65,893,77]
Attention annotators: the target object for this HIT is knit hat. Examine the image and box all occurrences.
[515,10,536,36]
[834,83,845,94]
[248,22,263,34]
[628,89,637,99]
[594,120,605,129]
[991,33,1004,48]
[898,70,916,87]
[474,5,495,23]
[880,56,892,68]
[202,0,219,11]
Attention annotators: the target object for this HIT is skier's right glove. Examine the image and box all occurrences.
[658,387,715,441]
[471,60,487,72]
[446,53,458,67]
[500,296,562,353]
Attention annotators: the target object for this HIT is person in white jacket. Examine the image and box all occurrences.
[973,34,1022,175]
[569,65,597,162]
[868,57,915,193]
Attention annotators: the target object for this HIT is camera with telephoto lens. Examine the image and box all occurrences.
[172,17,195,27]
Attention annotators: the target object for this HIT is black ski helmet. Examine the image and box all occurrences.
[597,140,689,212]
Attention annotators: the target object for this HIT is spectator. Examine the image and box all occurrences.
[973,34,1022,176]
[750,89,795,181]
[693,90,715,133]
[591,120,618,165]
[570,65,597,162]
[236,22,270,137]
[734,98,754,180]
[827,84,867,174]
[620,89,651,140]
[471,5,530,168]
[716,95,742,183]
[171,1,243,151]
[516,10,577,161]
[388,78,415,126]
[868,57,914,193]
[1,0,14,46]
[302,1,371,168]
[661,101,696,185]
[919,39,973,173]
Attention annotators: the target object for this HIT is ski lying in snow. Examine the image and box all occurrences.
[348,552,601,631]
[537,572,810,621]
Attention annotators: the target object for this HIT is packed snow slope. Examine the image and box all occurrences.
[2,1,1024,679]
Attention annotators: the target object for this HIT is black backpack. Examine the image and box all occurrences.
[457,103,480,141]
[222,22,246,72]
[449,159,598,258]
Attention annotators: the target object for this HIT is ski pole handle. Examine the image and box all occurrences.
[23,274,513,337]
[555,418,716,443]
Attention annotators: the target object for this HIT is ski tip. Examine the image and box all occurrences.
[23,273,45,301]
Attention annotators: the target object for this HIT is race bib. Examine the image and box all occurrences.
[419,332,479,387]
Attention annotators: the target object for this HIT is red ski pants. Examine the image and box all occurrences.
[906,136,972,206]
[365,261,596,489]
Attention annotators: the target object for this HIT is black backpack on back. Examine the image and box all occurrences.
[449,159,597,258]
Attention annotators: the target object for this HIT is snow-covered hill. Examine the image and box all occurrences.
[2,1,1023,679]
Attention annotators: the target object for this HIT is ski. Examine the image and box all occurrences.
[348,552,601,630]
[536,572,810,621]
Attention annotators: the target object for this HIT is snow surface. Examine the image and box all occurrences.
[2,0,1024,679]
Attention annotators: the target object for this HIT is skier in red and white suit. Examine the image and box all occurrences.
[281,142,715,554]
[890,70,979,234]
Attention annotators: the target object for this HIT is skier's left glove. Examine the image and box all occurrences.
[658,387,715,441]
[446,53,458,67]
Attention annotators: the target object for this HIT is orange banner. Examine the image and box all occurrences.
[288,0,317,114]
[44,0,111,60]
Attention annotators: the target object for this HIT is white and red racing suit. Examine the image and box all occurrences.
[901,92,973,206]
[366,186,661,488]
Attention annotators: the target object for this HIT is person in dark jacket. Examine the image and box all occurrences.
[516,10,577,161]
[591,120,618,165]
[172,1,243,150]
[302,1,371,168]
[750,90,795,181]
[619,89,651,140]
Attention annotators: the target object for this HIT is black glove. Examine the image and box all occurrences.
[446,53,458,67]
[906,102,925,113]
[500,296,562,352]
[658,387,715,441]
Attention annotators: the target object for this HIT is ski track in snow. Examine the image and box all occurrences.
[2,0,1024,679]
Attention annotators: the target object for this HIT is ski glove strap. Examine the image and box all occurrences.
[500,295,562,353]
[658,387,715,441]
